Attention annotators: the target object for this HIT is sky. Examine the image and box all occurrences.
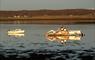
[0,0,95,10]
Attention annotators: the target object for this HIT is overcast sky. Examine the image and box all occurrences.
[0,0,95,10]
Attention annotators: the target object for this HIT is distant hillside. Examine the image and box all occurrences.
[0,9,95,17]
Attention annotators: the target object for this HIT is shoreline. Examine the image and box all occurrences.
[0,9,95,24]
[0,18,95,24]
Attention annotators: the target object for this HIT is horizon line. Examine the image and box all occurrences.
[0,8,95,11]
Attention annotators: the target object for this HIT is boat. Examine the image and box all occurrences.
[8,29,25,37]
[45,27,84,43]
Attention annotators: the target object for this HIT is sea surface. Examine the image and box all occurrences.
[0,23,95,59]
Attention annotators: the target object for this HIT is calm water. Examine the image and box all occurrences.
[0,24,95,50]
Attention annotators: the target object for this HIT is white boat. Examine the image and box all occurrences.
[46,27,84,43]
[8,29,25,37]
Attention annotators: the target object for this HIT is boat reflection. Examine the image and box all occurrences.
[46,27,84,44]
[8,29,25,37]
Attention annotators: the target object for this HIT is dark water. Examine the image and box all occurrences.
[0,24,95,59]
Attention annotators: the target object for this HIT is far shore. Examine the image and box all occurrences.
[0,16,95,24]
[0,9,95,24]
